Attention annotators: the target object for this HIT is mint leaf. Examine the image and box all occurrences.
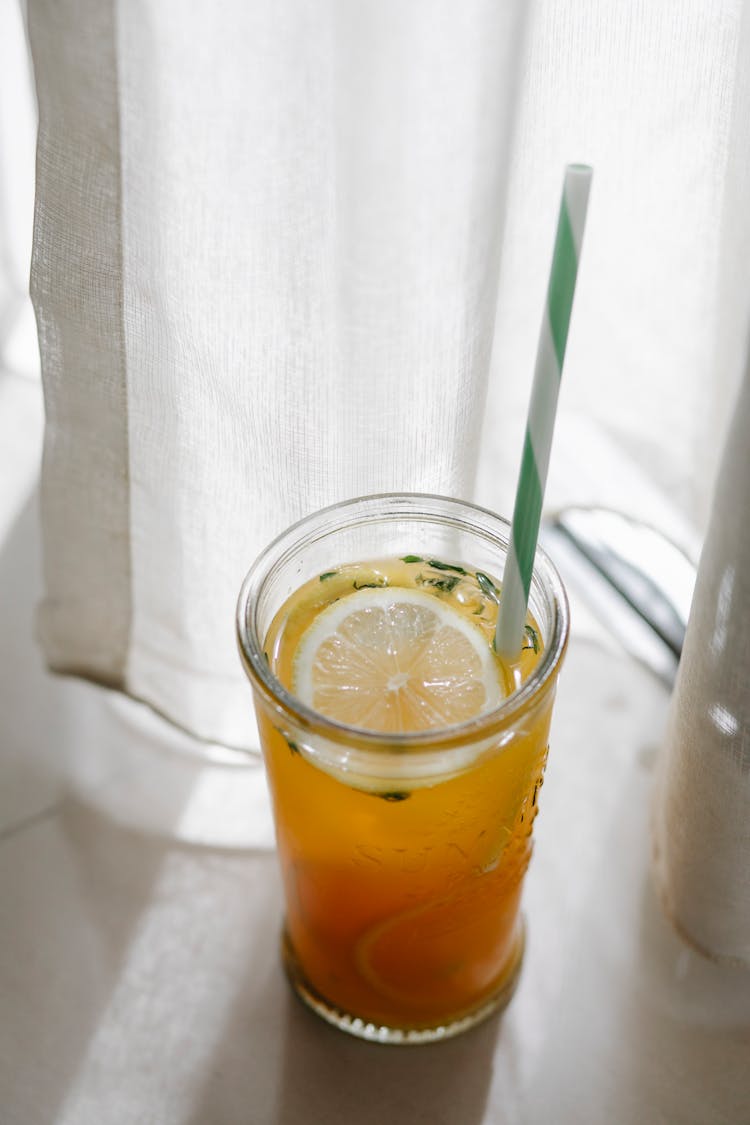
[416,573,461,594]
[523,624,540,654]
[427,559,467,574]
[476,571,500,601]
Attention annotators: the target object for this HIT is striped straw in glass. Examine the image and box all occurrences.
[495,164,592,658]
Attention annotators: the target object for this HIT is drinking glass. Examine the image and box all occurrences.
[237,493,569,1044]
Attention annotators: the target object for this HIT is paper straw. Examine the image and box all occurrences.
[495,164,592,658]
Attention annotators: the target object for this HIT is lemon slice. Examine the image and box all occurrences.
[292,587,503,733]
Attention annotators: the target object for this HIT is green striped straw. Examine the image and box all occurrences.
[495,164,592,658]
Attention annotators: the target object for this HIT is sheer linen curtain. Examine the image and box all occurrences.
[22,0,750,751]
[27,0,523,749]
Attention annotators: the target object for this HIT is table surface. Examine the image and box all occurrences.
[1,374,749,1125]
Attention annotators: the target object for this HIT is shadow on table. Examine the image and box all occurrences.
[276,995,500,1125]
[637,871,750,1033]
[189,972,501,1125]
[0,491,280,1123]
[609,848,750,1124]
[2,491,500,1125]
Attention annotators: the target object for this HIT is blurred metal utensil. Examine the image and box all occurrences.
[541,507,697,686]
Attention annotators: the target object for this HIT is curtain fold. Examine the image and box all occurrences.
[29,0,132,686]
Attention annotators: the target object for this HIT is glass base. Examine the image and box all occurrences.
[281,921,525,1046]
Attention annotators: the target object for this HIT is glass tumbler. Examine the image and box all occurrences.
[237,493,568,1044]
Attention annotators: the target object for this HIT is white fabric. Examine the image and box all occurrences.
[0,1,38,379]
[653,358,750,967]
[477,0,750,536]
[18,0,750,754]
[27,0,523,746]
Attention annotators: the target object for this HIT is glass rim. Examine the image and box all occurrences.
[236,492,569,754]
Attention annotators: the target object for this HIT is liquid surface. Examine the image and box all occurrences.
[266,556,543,731]
[258,556,552,1032]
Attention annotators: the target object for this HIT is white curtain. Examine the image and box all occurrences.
[13,0,750,748]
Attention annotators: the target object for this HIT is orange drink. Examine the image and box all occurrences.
[237,494,568,1044]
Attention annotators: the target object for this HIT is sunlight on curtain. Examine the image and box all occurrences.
[13,0,750,747]
[26,0,524,746]
[477,0,750,544]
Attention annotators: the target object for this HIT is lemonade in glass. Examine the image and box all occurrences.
[237,494,568,1044]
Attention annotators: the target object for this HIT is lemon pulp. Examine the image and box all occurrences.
[292,586,504,732]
